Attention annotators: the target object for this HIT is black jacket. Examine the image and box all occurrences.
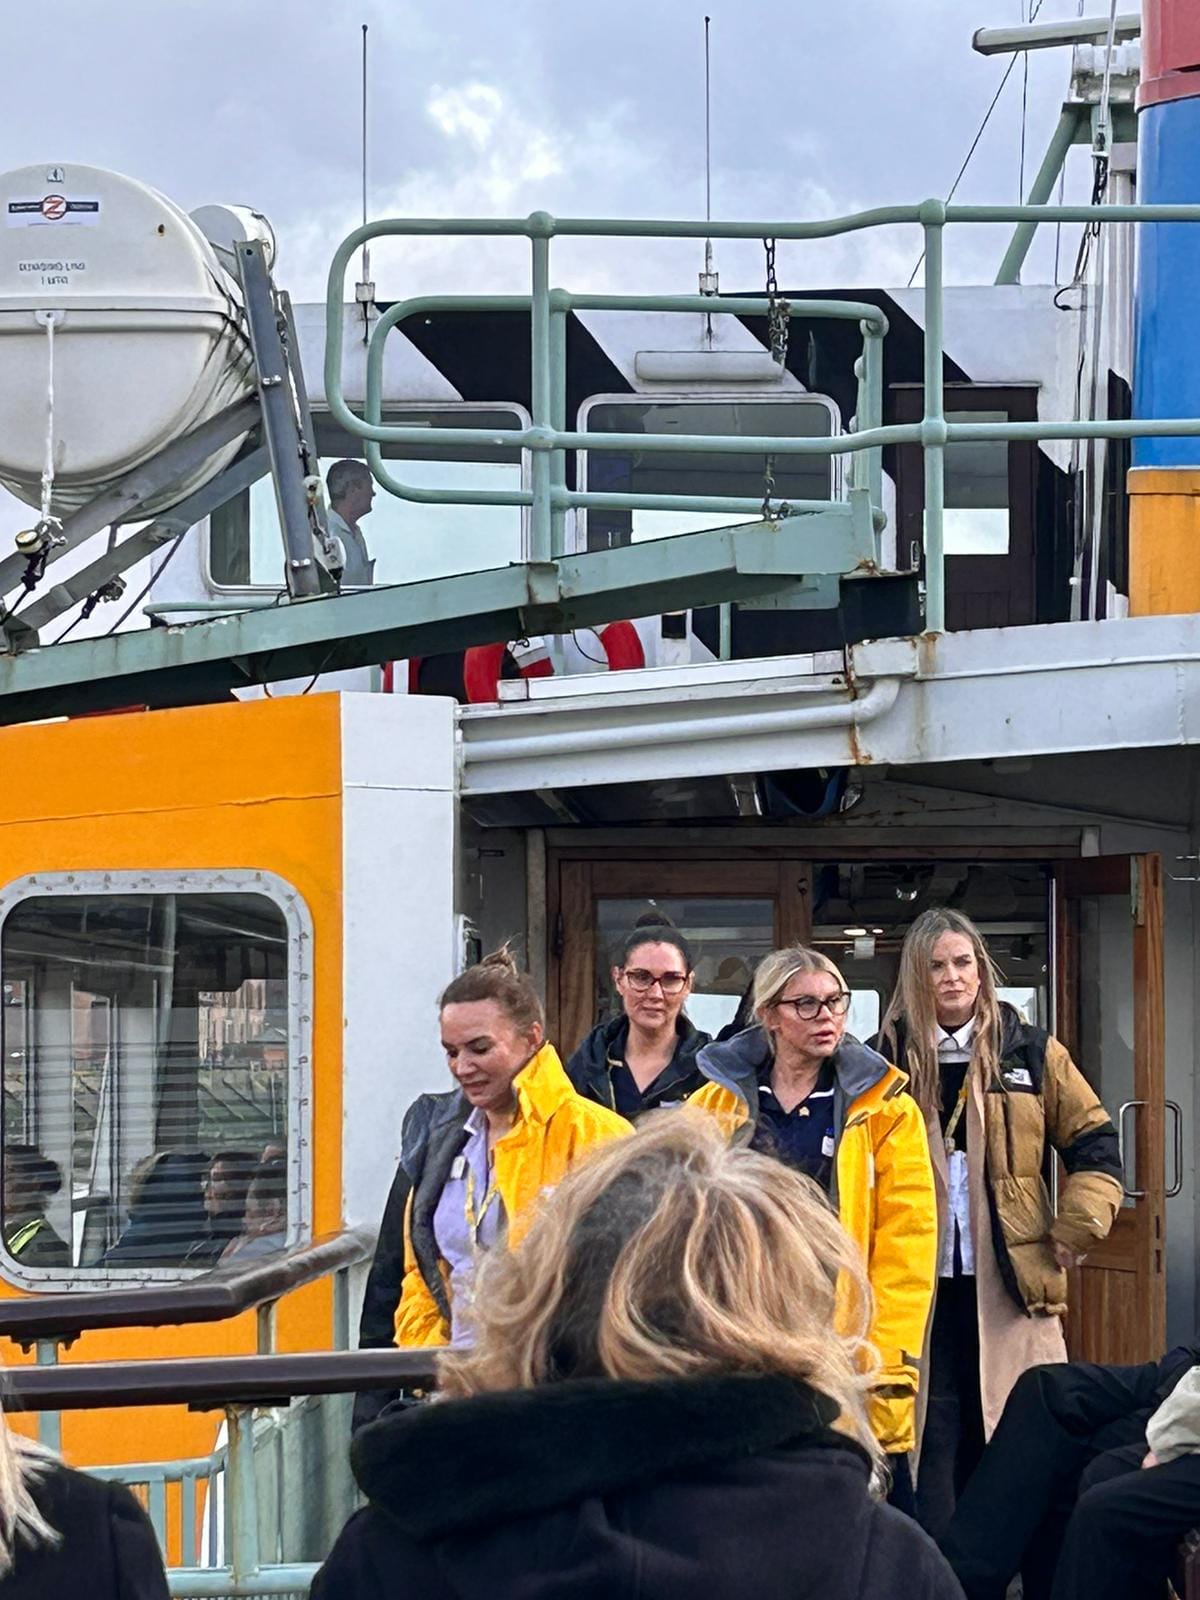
[315,1373,963,1600]
[354,1089,463,1429]
[0,1461,168,1599]
[566,1014,710,1116]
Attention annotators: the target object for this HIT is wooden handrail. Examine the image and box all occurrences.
[0,1229,374,1345]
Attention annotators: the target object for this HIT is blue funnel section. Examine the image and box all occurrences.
[1134,95,1200,467]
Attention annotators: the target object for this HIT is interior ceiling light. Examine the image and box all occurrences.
[843,926,868,937]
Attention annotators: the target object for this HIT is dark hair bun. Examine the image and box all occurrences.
[634,908,676,930]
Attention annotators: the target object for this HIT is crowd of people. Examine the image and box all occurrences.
[0,904,1195,1596]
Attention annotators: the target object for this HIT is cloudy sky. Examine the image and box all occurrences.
[4,0,1099,300]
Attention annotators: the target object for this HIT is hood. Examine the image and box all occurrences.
[352,1373,857,1543]
[511,1041,577,1124]
[697,1026,893,1107]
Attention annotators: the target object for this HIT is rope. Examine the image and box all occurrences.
[39,315,57,526]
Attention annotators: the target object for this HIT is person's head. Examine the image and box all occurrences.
[2,1146,61,1217]
[439,947,545,1115]
[439,1113,879,1463]
[242,1158,287,1238]
[611,911,695,1035]
[326,458,375,523]
[879,908,1004,1115]
[752,946,852,1068]
[203,1151,257,1221]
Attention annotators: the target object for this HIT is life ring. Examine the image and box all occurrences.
[400,623,646,704]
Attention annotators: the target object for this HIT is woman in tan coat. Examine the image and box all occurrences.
[875,907,1122,1540]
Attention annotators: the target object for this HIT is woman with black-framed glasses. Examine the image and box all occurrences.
[692,945,937,1506]
[566,911,711,1119]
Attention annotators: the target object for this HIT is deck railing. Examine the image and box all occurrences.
[326,202,1200,632]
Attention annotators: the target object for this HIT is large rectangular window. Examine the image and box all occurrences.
[581,397,837,552]
[0,875,311,1282]
[208,408,525,589]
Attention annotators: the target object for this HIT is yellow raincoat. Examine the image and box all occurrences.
[394,1042,631,1346]
[691,1034,937,1454]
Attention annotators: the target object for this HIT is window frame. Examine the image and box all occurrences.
[0,868,314,1291]
[201,401,534,597]
[574,390,844,555]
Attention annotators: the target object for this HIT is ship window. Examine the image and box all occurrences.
[580,398,837,553]
[933,410,1011,556]
[0,875,311,1285]
[208,407,525,588]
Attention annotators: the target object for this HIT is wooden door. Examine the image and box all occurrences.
[1055,854,1165,1362]
[548,857,811,1056]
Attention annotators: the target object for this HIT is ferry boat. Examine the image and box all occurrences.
[0,1,1195,1590]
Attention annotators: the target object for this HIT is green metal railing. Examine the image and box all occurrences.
[326,202,1200,633]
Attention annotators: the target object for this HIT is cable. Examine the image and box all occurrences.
[907,53,1020,286]
[103,534,186,636]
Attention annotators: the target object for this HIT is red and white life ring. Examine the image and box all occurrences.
[396,622,646,704]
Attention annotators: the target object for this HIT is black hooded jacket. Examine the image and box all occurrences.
[0,1461,168,1599]
[566,1014,710,1117]
[314,1374,963,1600]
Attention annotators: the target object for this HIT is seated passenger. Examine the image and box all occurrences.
[942,1345,1200,1600]
[2,1145,69,1269]
[690,945,937,1505]
[356,947,629,1381]
[567,911,710,1118]
[0,1370,168,1596]
[183,1150,257,1266]
[101,1150,209,1267]
[219,1157,287,1263]
[314,1116,961,1600]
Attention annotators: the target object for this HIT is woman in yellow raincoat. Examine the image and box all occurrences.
[690,944,937,1510]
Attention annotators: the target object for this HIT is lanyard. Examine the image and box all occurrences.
[464,1162,501,1238]
[944,1081,969,1156]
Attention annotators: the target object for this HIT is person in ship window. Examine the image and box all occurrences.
[182,1149,257,1267]
[566,911,711,1119]
[2,1145,69,1269]
[691,945,937,1516]
[871,908,1123,1543]
[353,948,630,1429]
[325,459,376,586]
[219,1157,287,1263]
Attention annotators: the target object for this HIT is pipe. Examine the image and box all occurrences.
[465,675,901,765]
[996,106,1085,285]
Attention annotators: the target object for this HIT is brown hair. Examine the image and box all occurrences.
[439,944,544,1033]
[877,907,1004,1118]
[439,1113,880,1467]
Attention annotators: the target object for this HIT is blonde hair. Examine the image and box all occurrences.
[751,946,848,1055]
[0,1424,57,1572]
[877,908,1004,1118]
[439,1113,881,1467]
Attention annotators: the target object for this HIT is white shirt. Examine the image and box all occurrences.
[938,1014,976,1278]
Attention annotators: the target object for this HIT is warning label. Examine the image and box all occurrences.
[6,196,101,228]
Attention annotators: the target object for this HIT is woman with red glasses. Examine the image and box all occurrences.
[567,911,711,1120]
[692,944,937,1511]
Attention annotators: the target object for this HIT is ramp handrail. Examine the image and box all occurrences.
[327,201,1200,631]
[0,1228,373,1345]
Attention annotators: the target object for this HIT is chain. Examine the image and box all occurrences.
[762,239,792,522]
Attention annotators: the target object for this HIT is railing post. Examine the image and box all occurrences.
[34,1340,61,1452]
[256,1300,277,1356]
[529,217,554,565]
[332,1266,351,1352]
[920,201,947,634]
[549,299,568,560]
[226,1405,260,1585]
[858,322,884,528]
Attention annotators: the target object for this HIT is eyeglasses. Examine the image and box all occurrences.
[622,968,689,996]
[772,991,852,1020]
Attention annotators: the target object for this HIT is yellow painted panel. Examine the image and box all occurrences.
[0,696,347,1477]
[1129,468,1200,615]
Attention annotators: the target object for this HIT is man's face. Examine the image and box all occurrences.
[347,472,375,522]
